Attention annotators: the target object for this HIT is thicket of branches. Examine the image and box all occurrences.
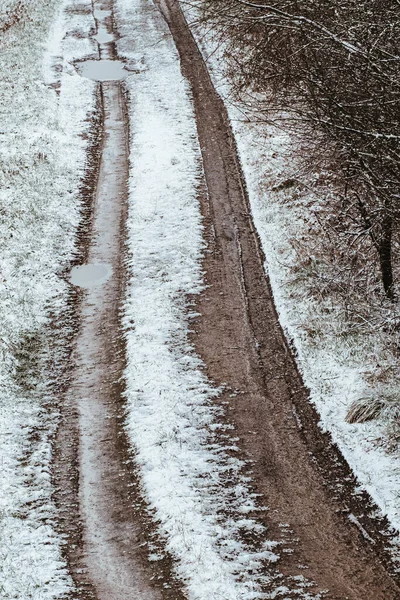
[200,0,400,299]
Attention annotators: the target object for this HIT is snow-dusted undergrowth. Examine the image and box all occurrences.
[0,0,95,596]
[116,1,285,598]
[232,121,400,534]
[182,2,400,540]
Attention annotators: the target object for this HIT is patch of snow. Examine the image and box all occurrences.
[0,0,96,596]
[347,513,376,545]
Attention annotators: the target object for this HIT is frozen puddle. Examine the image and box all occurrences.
[70,264,112,288]
[76,59,126,81]
[93,8,111,19]
[93,28,114,44]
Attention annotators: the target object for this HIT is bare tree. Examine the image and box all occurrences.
[200,0,400,297]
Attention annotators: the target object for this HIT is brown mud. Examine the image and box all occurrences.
[156,1,400,598]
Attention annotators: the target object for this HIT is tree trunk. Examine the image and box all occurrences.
[378,211,394,299]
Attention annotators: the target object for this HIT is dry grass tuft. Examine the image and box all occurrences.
[345,397,384,424]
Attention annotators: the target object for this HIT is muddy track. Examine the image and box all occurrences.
[53,1,186,599]
[157,1,400,597]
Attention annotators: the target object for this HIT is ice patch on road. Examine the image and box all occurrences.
[75,59,127,81]
[93,27,114,44]
[70,263,112,288]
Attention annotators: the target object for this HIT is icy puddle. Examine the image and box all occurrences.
[93,28,114,44]
[70,264,112,288]
[93,8,111,19]
[76,59,126,81]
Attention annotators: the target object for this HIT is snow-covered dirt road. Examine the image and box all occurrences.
[50,0,400,599]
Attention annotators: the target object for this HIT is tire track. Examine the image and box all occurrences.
[53,1,184,598]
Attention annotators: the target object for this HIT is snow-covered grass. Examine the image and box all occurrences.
[0,0,96,596]
[114,1,296,598]
[181,2,400,541]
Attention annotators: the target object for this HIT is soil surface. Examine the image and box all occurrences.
[157,1,400,598]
